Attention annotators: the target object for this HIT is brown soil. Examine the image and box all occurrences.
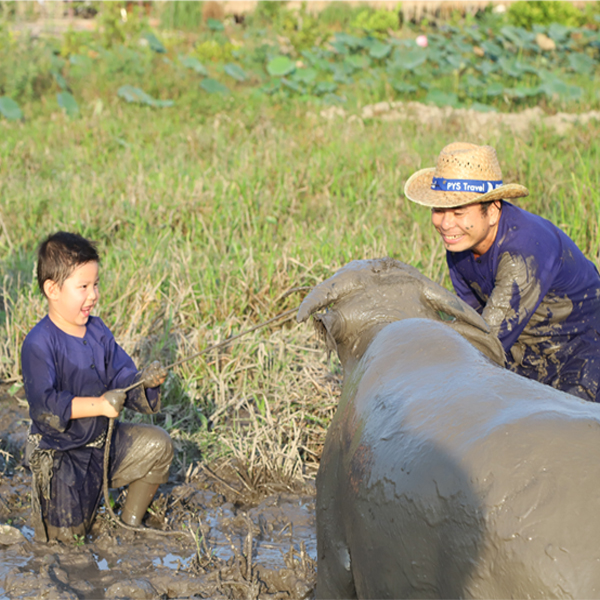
[0,386,316,599]
[320,101,600,137]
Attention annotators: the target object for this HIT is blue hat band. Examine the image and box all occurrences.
[431,177,503,194]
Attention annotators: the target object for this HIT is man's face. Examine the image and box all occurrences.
[431,202,501,257]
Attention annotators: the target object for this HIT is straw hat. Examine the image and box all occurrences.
[404,142,529,208]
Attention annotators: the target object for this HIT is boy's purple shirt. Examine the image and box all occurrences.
[21,315,159,450]
[447,202,600,399]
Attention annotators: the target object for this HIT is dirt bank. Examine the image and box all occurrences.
[320,101,600,137]
[0,386,316,599]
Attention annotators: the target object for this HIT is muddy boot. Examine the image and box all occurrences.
[121,480,159,527]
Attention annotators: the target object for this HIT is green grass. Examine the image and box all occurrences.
[1,4,600,482]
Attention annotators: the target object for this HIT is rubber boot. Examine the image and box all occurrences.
[121,480,159,527]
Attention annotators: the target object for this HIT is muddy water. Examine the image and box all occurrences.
[0,391,316,599]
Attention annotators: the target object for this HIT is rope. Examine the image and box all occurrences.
[102,302,301,537]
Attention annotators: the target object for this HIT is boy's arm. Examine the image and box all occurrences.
[71,389,126,419]
[103,325,163,414]
[22,337,74,433]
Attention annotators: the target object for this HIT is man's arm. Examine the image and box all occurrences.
[482,252,550,353]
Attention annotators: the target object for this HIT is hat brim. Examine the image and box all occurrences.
[404,167,529,208]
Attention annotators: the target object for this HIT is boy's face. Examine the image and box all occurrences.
[45,261,100,337]
[431,202,501,257]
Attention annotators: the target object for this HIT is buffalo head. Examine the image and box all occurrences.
[297,258,504,369]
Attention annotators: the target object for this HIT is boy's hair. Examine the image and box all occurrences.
[37,231,100,296]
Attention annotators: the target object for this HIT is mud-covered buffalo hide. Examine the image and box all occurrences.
[298,258,600,599]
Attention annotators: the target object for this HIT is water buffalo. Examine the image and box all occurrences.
[298,258,600,599]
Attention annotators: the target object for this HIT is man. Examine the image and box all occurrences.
[404,142,600,402]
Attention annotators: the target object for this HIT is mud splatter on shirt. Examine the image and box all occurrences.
[447,202,600,402]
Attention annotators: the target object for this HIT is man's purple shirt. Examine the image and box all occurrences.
[447,202,600,401]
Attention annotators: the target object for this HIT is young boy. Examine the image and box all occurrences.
[22,231,174,543]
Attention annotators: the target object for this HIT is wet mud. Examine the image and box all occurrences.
[0,388,316,599]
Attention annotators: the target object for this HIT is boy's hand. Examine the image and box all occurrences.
[103,389,126,417]
[140,361,167,389]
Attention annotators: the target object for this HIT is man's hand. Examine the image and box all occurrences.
[139,361,167,389]
[103,389,126,418]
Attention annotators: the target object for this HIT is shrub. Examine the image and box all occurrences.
[351,7,401,38]
[507,1,584,29]
[279,4,327,51]
[194,39,234,63]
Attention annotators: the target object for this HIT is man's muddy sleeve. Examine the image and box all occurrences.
[482,252,553,352]
[448,257,484,314]
[21,338,73,433]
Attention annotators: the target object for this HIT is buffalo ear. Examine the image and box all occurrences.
[422,282,505,367]
[313,312,340,355]
[422,283,490,333]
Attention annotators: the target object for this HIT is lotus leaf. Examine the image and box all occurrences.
[466,29,485,44]
[391,81,417,94]
[476,61,497,77]
[329,41,350,55]
[52,71,69,91]
[369,41,392,59]
[333,68,353,84]
[200,78,230,94]
[537,69,558,83]
[359,75,381,90]
[314,81,338,95]
[143,32,166,54]
[69,54,93,71]
[568,53,595,75]
[267,56,296,77]
[505,85,541,98]
[391,48,428,71]
[452,37,474,54]
[0,97,23,121]
[465,87,485,100]
[479,40,503,60]
[334,32,365,50]
[281,78,304,94]
[292,68,318,85]
[301,50,319,65]
[540,79,582,101]
[313,58,334,73]
[50,54,66,71]
[426,48,446,65]
[57,91,79,117]
[207,18,224,32]
[499,26,535,49]
[445,54,468,71]
[485,82,504,97]
[426,89,460,108]
[471,102,497,112]
[548,23,570,43]
[117,85,174,107]
[260,80,281,95]
[498,57,532,78]
[465,75,485,88]
[179,55,209,76]
[224,63,247,82]
[322,93,346,104]
[345,55,371,71]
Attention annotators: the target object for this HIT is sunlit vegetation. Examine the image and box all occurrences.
[1,1,599,483]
